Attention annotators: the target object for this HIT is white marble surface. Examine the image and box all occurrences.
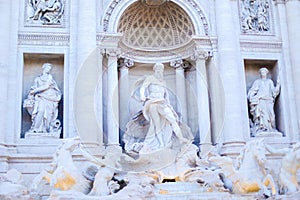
[0,0,300,199]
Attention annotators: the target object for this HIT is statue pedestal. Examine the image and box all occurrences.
[25,130,61,139]
[254,131,283,138]
[250,131,290,149]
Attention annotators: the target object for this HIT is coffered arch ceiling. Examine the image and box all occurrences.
[117,0,195,50]
[101,0,212,62]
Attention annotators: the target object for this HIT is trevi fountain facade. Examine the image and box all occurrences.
[0,0,300,199]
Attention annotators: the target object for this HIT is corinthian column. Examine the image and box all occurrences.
[106,49,120,146]
[170,60,188,123]
[215,0,247,154]
[191,52,212,157]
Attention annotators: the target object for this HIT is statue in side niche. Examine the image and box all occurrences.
[247,67,280,136]
[123,63,193,155]
[23,63,62,136]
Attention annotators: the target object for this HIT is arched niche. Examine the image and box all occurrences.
[102,0,210,36]
[100,0,213,148]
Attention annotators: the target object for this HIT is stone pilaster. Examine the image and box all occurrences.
[215,0,247,155]
[285,0,300,137]
[68,0,79,138]
[170,60,188,123]
[77,0,97,67]
[70,0,99,140]
[0,2,10,144]
[274,1,299,142]
[106,49,120,146]
[191,52,212,157]
[0,1,11,172]
[72,0,102,149]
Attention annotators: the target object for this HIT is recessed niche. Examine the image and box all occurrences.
[21,53,64,138]
[244,59,283,136]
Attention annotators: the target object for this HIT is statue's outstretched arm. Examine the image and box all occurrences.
[273,77,280,98]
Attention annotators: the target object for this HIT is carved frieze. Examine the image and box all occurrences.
[240,40,282,52]
[240,0,271,34]
[18,33,69,46]
[25,0,65,27]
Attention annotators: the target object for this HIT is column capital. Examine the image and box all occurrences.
[118,58,134,69]
[273,0,285,4]
[170,59,192,71]
[170,59,183,69]
[191,51,212,61]
[105,48,121,58]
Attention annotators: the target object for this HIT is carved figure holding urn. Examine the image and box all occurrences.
[247,68,280,136]
[23,63,62,136]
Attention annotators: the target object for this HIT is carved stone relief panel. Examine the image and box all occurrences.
[240,0,271,34]
[24,0,65,27]
[22,53,64,138]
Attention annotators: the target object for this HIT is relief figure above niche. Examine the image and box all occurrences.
[26,0,64,26]
[240,0,270,33]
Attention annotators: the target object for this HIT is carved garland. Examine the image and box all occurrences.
[102,0,209,35]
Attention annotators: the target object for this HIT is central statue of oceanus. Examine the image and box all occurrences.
[123,63,193,155]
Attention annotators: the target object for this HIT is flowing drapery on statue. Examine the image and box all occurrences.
[123,63,193,155]
[247,68,280,136]
[23,63,62,136]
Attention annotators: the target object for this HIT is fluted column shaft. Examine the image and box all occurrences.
[175,66,188,123]
[170,60,188,123]
[107,51,120,146]
[193,53,212,156]
[119,59,133,134]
